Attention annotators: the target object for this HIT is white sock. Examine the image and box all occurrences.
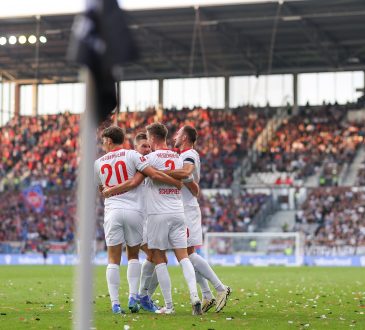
[147,269,159,298]
[189,253,225,292]
[127,259,141,299]
[195,271,213,300]
[179,258,199,302]
[139,259,155,297]
[106,264,120,305]
[155,263,173,309]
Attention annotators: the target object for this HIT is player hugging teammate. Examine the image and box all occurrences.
[95,123,231,316]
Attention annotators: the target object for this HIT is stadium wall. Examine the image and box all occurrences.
[1,253,364,267]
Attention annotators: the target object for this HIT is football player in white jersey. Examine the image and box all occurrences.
[133,132,200,312]
[95,126,182,314]
[166,126,231,313]
[144,122,202,315]
[132,132,152,257]
[102,125,201,315]
[132,132,161,312]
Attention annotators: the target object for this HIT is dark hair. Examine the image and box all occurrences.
[134,132,147,144]
[102,126,125,144]
[146,122,168,141]
[183,125,197,144]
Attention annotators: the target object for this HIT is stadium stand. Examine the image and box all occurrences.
[0,107,272,252]
[1,113,79,191]
[251,104,365,185]
[200,191,270,233]
[0,188,271,253]
[115,106,273,188]
[1,106,272,190]
[0,189,76,252]
[1,102,365,256]
[296,187,365,256]
[1,102,365,254]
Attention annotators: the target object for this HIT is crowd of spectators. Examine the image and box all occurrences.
[1,116,46,180]
[0,189,77,252]
[0,106,272,248]
[0,186,270,251]
[113,106,271,187]
[1,113,79,191]
[2,105,364,254]
[1,106,271,191]
[199,192,270,233]
[253,104,365,184]
[295,187,365,254]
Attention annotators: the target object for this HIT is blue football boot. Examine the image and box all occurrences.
[128,296,140,313]
[112,303,126,314]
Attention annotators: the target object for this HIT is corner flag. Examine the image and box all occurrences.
[69,0,138,123]
[68,1,139,329]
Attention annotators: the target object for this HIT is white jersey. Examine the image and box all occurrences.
[141,179,147,214]
[180,148,200,207]
[145,149,184,215]
[94,148,149,212]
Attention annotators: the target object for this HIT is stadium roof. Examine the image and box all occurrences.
[0,0,364,83]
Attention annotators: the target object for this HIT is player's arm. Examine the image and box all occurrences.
[184,181,200,197]
[141,166,183,189]
[102,172,145,198]
[164,163,194,179]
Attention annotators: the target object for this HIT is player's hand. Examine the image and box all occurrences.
[102,187,113,198]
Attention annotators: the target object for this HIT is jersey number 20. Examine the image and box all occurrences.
[101,161,129,187]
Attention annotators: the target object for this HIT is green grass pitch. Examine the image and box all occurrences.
[0,266,364,329]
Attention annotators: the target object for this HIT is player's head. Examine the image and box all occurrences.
[134,132,151,156]
[101,126,125,152]
[146,122,168,150]
[174,125,197,149]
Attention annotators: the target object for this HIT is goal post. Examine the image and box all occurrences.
[204,232,304,266]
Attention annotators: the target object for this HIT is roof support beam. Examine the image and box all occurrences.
[199,8,258,72]
[135,17,225,75]
[283,3,338,68]
[135,26,187,75]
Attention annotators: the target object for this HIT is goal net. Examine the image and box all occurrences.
[204,232,304,266]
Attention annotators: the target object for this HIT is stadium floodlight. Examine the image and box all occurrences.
[0,37,6,45]
[28,35,37,44]
[8,36,17,45]
[18,35,27,44]
[39,36,47,43]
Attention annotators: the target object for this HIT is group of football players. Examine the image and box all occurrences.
[94,122,230,315]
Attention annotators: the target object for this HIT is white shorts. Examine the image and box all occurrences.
[103,208,144,247]
[147,213,187,250]
[141,216,148,246]
[184,206,203,247]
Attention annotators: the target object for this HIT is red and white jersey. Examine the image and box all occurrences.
[145,149,184,215]
[180,148,200,208]
[94,148,149,212]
